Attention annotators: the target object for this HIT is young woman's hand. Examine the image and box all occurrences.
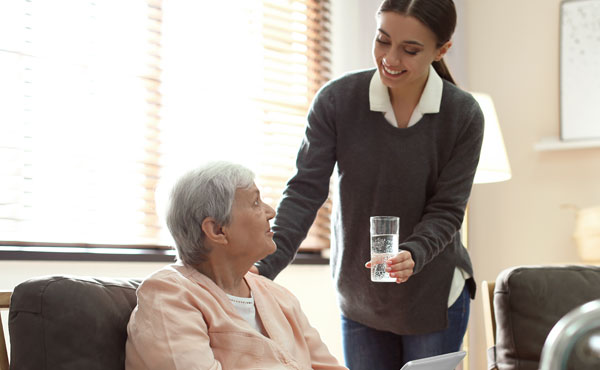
[364,250,414,283]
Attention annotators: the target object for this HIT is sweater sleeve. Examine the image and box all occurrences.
[401,98,484,274]
[255,86,337,280]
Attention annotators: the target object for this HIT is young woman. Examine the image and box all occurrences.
[252,0,484,368]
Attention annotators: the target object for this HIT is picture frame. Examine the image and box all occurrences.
[560,0,600,141]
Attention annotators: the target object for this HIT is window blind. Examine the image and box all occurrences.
[0,0,163,245]
[252,0,332,251]
[0,0,332,251]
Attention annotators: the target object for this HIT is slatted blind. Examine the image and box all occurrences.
[0,0,163,245]
[252,0,332,251]
[0,0,331,251]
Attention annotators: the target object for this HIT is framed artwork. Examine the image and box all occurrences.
[560,0,600,141]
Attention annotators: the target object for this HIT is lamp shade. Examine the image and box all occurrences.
[471,92,512,184]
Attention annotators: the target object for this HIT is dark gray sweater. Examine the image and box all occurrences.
[256,68,484,335]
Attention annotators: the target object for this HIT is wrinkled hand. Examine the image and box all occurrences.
[365,250,414,284]
[249,265,259,274]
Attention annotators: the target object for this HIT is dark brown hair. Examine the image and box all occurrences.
[378,0,457,84]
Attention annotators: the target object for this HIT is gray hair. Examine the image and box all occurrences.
[165,161,255,266]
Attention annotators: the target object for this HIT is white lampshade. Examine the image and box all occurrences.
[471,92,512,184]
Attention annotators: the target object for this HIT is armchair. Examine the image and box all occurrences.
[6,275,141,370]
[482,265,600,370]
[1,291,10,370]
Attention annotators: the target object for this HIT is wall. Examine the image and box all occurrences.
[465,0,600,369]
[330,0,380,78]
[0,261,343,364]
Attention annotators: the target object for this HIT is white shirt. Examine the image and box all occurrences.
[369,65,468,307]
[369,65,443,128]
[227,292,267,335]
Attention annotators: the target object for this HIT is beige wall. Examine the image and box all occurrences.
[465,0,600,369]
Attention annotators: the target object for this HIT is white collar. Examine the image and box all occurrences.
[369,65,443,127]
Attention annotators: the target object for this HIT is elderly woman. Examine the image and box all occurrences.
[125,161,346,370]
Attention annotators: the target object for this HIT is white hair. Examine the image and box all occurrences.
[165,161,254,266]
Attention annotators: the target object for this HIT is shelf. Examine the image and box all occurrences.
[534,136,600,151]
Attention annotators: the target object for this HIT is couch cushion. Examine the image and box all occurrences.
[9,275,141,370]
[494,265,600,370]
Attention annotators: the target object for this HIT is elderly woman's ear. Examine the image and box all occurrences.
[201,217,227,245]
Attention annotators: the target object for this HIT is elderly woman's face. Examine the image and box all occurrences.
[223,182,276,261]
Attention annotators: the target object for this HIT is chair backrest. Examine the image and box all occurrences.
[8,275,141,370]
[489,265,600,370]
[1,291,11,370]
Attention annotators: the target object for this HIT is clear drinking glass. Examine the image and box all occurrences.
[370,216,399,282]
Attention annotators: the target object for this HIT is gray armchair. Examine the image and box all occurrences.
[483,265,600,370]
[8,275,141,370]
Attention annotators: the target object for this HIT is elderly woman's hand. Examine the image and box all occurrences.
[364,250,414,284]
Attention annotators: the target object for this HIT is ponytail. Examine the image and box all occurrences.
[432,58,455,85]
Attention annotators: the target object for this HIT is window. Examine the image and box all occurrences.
[0,0,162,245]
[0,0,331,252]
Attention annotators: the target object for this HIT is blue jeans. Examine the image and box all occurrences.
[341,285,470,370]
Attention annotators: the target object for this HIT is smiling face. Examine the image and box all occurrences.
[373,11,451,92]
[222,182,276,262]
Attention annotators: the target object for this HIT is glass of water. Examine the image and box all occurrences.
[370,216,399,282]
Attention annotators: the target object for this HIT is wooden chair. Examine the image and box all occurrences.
[481,280,498,370]
[0,290,11,370]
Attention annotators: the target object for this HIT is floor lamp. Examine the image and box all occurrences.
[462,92,511,370]
[463,92,512,246]
[471,93,512,185]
